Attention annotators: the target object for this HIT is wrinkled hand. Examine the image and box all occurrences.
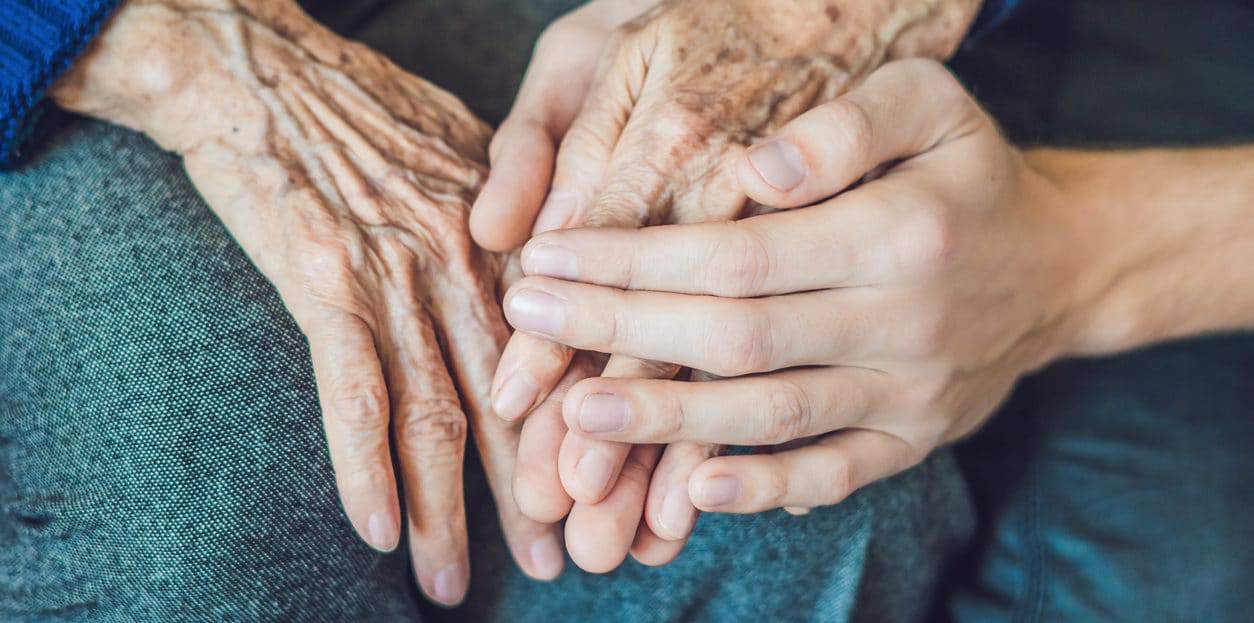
[511,59,1096,512]
[473,0,981,572]
[53,0,561,604]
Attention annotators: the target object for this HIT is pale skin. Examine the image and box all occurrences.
[505,59,1254,513]
[52,0,563,605]
[473,0,981,572]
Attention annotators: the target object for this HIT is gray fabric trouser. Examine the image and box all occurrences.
[0,1,972,621]
[0,113,971,622]
[5,0,1254,621]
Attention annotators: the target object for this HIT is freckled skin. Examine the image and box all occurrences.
[568,0,982,228]
[495,0,984,574]
[53,0,554,599]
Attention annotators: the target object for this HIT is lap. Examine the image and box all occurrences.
[951,334,1254,621]
[458,451,971,623]
[1,116,973,622]
[0,116,419,621]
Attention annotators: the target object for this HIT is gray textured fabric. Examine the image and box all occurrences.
[0,2,974,621]
[0,114,973,622]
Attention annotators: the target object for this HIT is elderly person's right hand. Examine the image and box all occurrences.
[472,0,983,573]
[50,0,561,605]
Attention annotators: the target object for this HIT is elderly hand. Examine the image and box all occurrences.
[474,0,981,572]
[53,0,560,603]
[508,59,1103,514]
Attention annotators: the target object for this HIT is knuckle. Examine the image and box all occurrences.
[902,311,948,359]
[394,399,468,456]
[894,207,956,275]
[819,97,875,167]
[713,305,774,376]
[298,243,358,285]
[761,380,812,443]
[708,224,773,297]
[657,389,687,439]
[534,20,580,56]
[762,462,791,509]
[337,459,392,492]
[904,373,951,411]
[825,452,855,504]
[329,383,389,431]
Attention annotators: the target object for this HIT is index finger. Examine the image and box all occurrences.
[520,182,919,298]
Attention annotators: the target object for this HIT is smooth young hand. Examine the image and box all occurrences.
[508,59,1108,513]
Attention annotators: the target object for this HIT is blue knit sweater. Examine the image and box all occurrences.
[0,0,1021,169]
[0,0,120,167]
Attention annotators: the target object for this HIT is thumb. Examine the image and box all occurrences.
[470,21,607,251]
[736,59,980,209]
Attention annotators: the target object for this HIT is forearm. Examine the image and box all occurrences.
[49,0,491,280]
[1035,146,1254,355]
[50,0,488,163]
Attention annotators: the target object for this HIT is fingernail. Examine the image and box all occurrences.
[523,243,579,280]
[366,511,398,551]
[747,140,806,191]
[533,192,577,233]
[505,288,565,337]
[658,486,696,539]
[574,450,614,498]
[432,564,468,605]
[493,372,538,421]
[529,533,564,579]
[578,393,627,433]
[696,475,741,508]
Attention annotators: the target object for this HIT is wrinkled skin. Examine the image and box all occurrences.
[53,0,560,605]
[473,0,981,573]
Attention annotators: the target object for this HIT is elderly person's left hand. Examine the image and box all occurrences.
[51,0,561,603]
[505,59,1099,512]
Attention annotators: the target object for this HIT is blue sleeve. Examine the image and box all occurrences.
[1,0,121,168]
[967,0,1026,42]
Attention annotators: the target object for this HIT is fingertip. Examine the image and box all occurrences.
[688,459,746,512]
[736,140,810,210]
[365,510,401,553]
[491,332,574,422]
[491,370,540,422]
[525,532,566,581]
[513,467,574,523]
[559,438,619,504]
[470,120,555,251]
[564,514,630,574]
[558,376,608,433]
[649,483,697,542]
[629,525,686,567]
[531,190,579,235]
[422,563,469,607]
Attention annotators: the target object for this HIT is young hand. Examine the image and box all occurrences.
[507,59,1102,513]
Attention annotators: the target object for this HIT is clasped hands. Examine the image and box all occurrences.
[59,0,1072,605]
[474,0,1085,576]
[485,55,1092,574]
